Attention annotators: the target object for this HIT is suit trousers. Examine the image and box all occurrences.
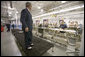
[23,30,32,49]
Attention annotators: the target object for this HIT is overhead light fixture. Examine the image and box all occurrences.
[61,1,66,3]
[16,11,18,13]
[9,14,11,16]
[41,9,43,12]
[11,8,15,10]
[33,5,84,19]
[38,6,41,9]
[8,6,11,9]
[9,12,12,14]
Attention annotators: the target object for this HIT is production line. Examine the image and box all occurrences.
[1,1,84,56]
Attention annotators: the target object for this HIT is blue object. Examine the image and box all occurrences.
[60,24,67,29]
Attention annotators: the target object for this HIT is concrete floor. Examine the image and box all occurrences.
[42,40,67,56]
[42,47,67,56]
[1,27,22,56]
[1,27,67,56]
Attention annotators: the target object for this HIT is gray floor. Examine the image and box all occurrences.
[42,41,67,56]
[42,47,67,56]
[1,27,67,56]
[1,28,22,56]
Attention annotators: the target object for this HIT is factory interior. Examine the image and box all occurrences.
[1,1,84,56]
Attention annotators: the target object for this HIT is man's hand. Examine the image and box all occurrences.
[25,27,29,32]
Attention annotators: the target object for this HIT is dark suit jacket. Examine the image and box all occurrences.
[20,8,33,31]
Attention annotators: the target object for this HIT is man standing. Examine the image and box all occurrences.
[12,24,14,29]
[6,23,10,32]
[20,2,33,50]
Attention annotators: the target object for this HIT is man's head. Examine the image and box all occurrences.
[26,2,32,11]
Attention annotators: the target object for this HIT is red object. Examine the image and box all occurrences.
[1,25,4,32]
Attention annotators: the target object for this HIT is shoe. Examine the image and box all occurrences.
[27,46,32,50]
[30,43,34,46]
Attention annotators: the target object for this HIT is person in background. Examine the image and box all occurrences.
[59,21,67,33]
[64,22,67,28]
[1,24,4,32]
[77,24,82,34]
[12,24,15,29]
[6,23,10,32]
[20,2,33,50]
[60,22,67,29]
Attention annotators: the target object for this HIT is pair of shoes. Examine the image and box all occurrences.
[27,46,32,50]
[30,43,34,46]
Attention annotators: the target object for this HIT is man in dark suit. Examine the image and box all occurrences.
[20,2,33,50]
[6,23,10,32]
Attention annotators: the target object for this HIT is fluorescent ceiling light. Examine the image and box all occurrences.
[9,12,12,14]
[61,1,66,3]
[11,8,15,10]
[8,6,11,9]
[1,19,3,22]
[38,6,41,9]
[9,14,11,16]
[16,11,18,13]
[33,5,84,19]
[49,1,79,11]
[41,9,43,12]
